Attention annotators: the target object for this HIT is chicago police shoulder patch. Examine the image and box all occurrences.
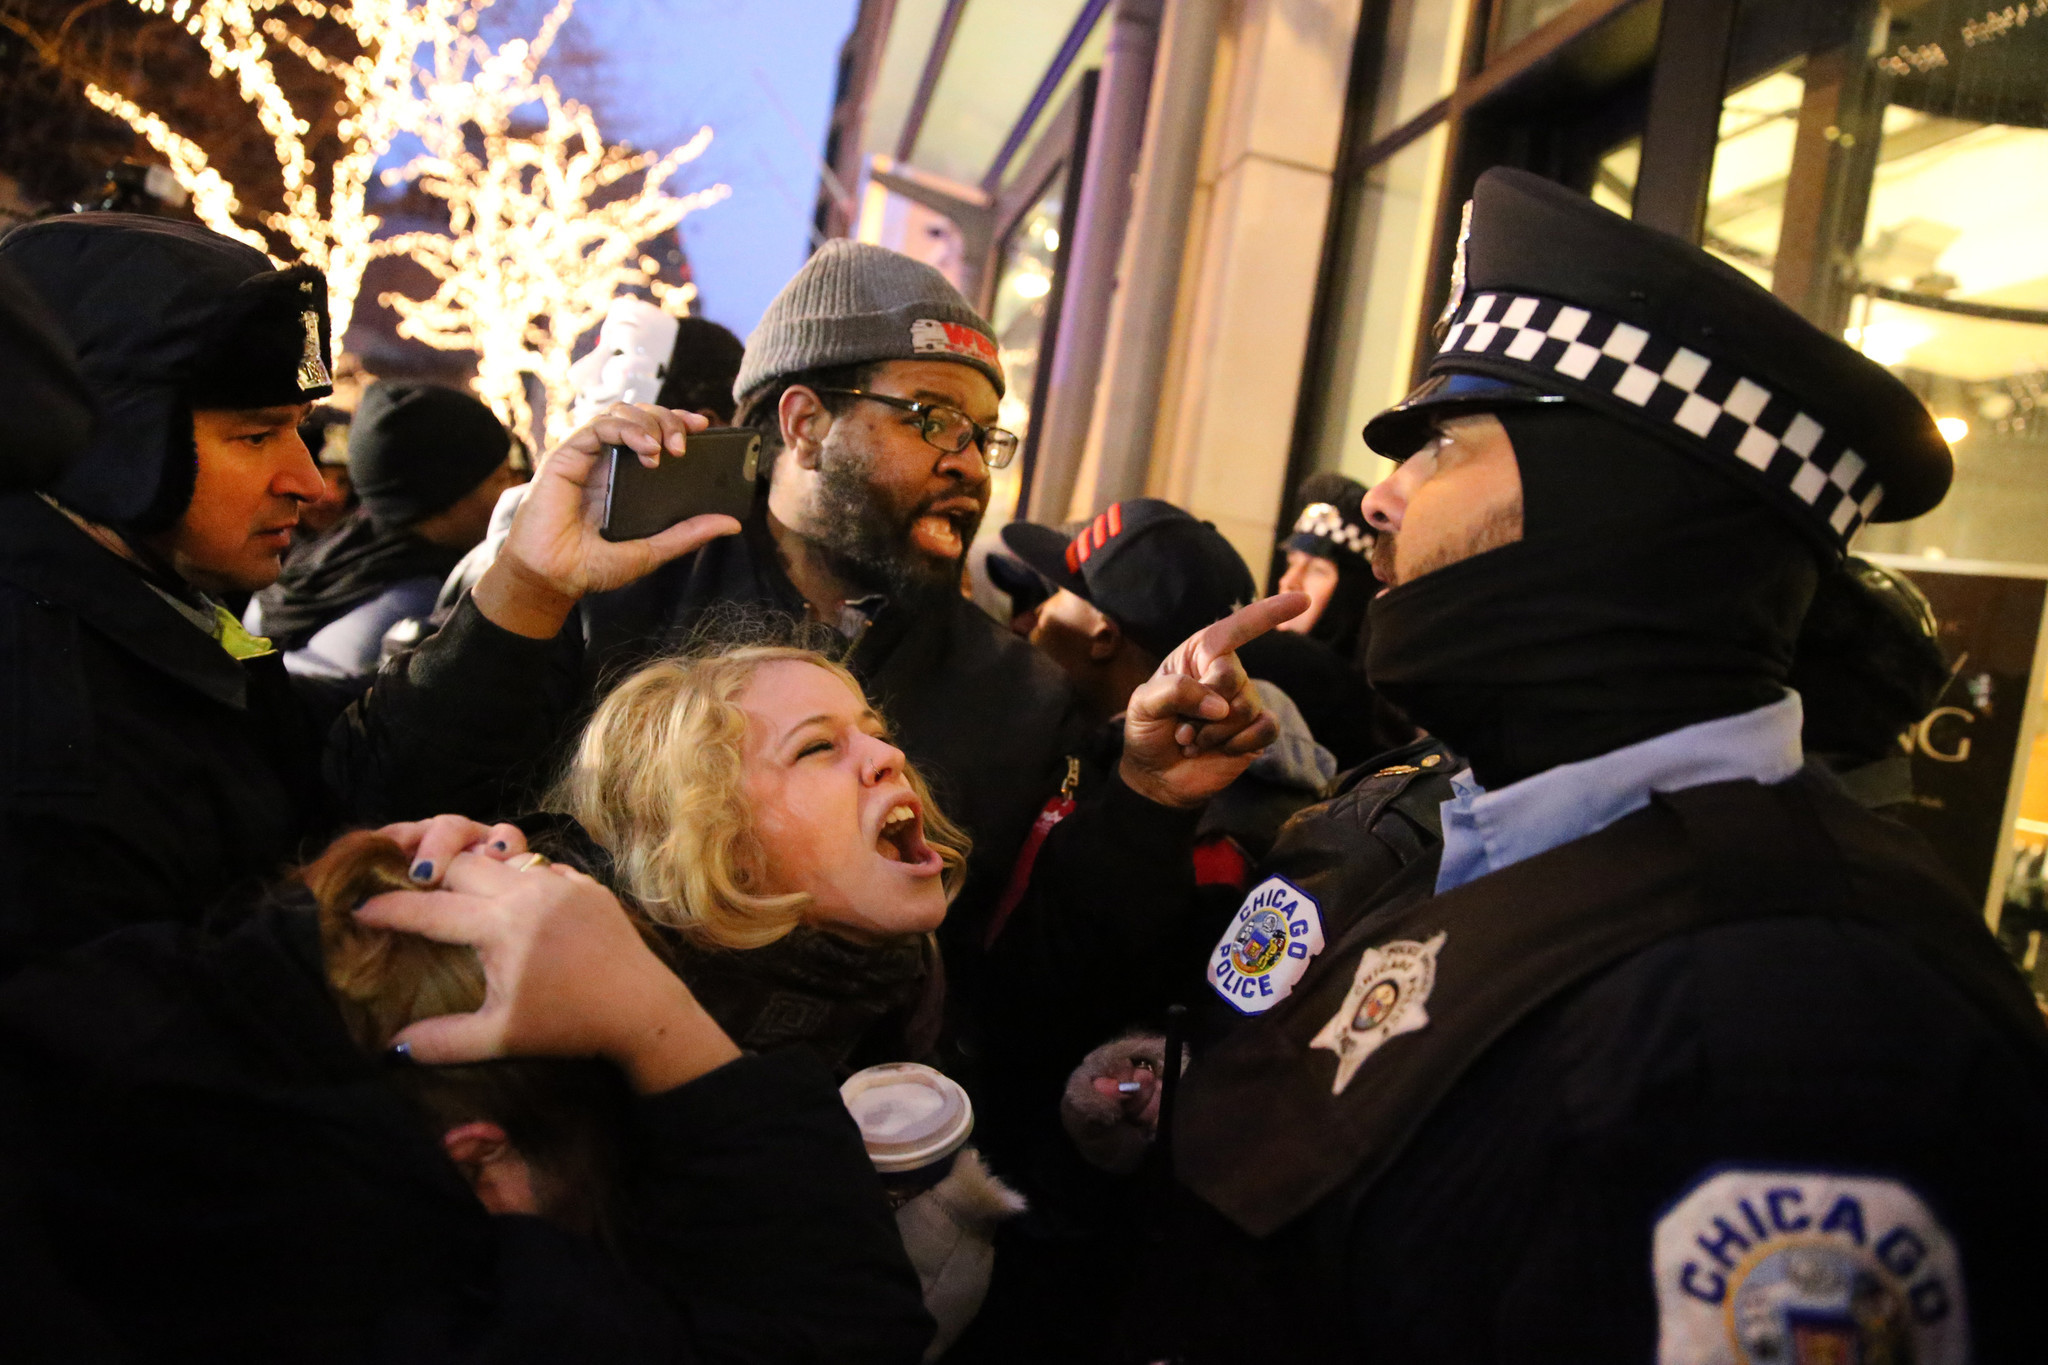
[1207,876,1326,1016]
[1309,930,1444,1094]
[1654,1167,1967,1365]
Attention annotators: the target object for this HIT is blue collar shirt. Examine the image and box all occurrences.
[1435,693,1806,894]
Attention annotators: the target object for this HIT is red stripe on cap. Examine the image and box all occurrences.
[1091,513,1109,550]
[1106,502,1123,537]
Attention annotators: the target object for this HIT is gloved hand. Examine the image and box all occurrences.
[1060,1032,1181,1174]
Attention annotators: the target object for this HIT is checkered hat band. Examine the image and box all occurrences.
[1293,503,1371,555]
[1438,292,1885,544]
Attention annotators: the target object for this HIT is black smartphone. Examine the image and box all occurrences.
[599,427,762,542]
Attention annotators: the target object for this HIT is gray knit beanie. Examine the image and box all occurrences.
[733,240,1004,408]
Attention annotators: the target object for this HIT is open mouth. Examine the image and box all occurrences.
[875,800,942,873]
[909,499,983,560]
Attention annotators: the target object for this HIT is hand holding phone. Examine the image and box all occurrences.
[599,427,762,542]
[469,403,740,640]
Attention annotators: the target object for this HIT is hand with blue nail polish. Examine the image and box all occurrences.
[357,852,739,1094]
[377,816,528,887]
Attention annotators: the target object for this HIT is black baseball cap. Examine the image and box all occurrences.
[1002,498,1255,659]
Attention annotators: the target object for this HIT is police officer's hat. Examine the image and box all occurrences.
[0,213,332,530]
[1363,168,1951,550]
[1283,472,1373,570]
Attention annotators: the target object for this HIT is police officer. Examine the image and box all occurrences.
[1250,476,1412,769]
[1274,472,1375,659]
[1164,168,2048,1363]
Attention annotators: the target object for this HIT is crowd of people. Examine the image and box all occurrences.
[0,165,2043,1365]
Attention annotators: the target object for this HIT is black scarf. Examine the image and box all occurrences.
[1365,406,1820,789]
[253,507,465,651]
[662,925,940,1076]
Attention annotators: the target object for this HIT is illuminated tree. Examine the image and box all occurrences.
[62,0,726,440]
[73,0,485,343]
[375,0,727,442]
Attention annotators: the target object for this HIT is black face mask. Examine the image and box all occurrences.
[1365,405,1822,789]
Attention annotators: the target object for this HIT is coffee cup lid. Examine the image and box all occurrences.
[839,1062,973,1173]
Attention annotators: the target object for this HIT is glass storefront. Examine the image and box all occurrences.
[1491,0,1582,55]
[1310,125,1450,486]
[976,179,1068,589]
[1831,2,2048,974]
[1369,0,1475,140]
[909,0,1096,185]
[1001,7,1111,190]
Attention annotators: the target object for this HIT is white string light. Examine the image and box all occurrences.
[81,0,728,443]
[374,0,727,442]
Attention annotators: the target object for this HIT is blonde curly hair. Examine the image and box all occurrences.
[550,645,970,950]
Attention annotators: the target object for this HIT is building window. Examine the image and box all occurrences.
[1308,123,1452,486]
[1490,0,1585,56]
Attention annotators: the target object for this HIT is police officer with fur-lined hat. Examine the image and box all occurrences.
[1148,169,2048,1363]
[0,214,350,971]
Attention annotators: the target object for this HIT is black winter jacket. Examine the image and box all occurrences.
[1150,774,2048,1363]
[0,494,332,972]
[0,899,933,1364]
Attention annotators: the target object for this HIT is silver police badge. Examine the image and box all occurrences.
[1431,198,1474,345]
[295,307,331,391]
[1310,930,1445,1095]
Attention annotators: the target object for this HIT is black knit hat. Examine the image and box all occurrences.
[0,213,332,530]
[1364,168,1951,550]
[348,381,511,530]
[0,257,94,494]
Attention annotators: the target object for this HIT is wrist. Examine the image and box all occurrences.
[472,555,579,640]
[1118,754,1209,810]
[606,970,742,1095]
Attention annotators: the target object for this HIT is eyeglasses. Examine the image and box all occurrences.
[813,388,1020,470]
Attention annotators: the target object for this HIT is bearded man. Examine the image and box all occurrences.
[359,244,1116,1053]
[606,245,1092,950]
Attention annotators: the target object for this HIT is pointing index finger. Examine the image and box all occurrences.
[1190,593,1309,671]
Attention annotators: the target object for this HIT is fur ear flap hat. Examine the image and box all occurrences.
[0,213,332,530]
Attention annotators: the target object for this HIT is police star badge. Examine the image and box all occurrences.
[1431,199,1474,344]
[1310,931,1446,1095]
[295,308,331,391]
